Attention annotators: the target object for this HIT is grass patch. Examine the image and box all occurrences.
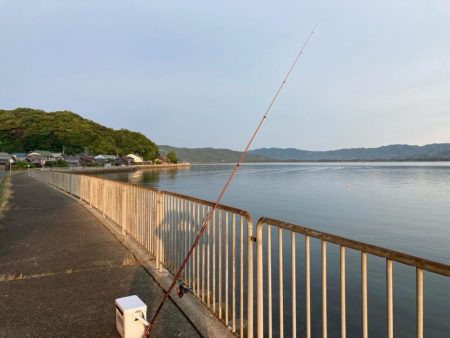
[0,174,11,217]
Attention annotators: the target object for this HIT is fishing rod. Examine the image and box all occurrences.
[143,20,321,337]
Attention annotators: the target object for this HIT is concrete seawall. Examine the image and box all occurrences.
[70,162,191,174]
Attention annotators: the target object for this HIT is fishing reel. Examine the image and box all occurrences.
[176,281,192,298]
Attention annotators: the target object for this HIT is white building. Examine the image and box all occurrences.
[126,153,143,163]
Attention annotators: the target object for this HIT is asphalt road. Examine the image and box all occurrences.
[0,172,200,338]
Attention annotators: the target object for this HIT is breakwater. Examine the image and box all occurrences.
[40,162,191,175]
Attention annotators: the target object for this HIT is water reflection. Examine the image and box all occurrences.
[96,167,183,187]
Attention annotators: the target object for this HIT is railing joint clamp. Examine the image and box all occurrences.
[250,236,257,242]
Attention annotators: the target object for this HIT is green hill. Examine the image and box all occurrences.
[0,108,159,160]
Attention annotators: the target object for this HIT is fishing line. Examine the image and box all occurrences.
[143,19,321,337]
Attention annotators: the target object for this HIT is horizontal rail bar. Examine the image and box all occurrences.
[68,171,251,218]
[162,189,252,217]
[256,217,450,276]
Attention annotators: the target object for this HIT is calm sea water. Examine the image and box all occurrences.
[95,162,450,337]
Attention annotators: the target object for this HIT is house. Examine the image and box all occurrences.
[79,156,96,166]
[94,154,117,165]
[64,155,81,168]
[26,150,60,165]
[52,153,64,161]
[126,153,143,163]
[118,156,133,165]
[0,153,14,168]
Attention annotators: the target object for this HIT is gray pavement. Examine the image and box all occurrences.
[0,173,201,337]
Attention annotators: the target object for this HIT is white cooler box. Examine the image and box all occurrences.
[115,295,148,338]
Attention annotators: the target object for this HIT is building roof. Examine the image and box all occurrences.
[126,153,143,160]
[28,150,54,157]
[64,156,81,162]
[12,153,27,162]
[0,152,13,160]
[94,154,117,160]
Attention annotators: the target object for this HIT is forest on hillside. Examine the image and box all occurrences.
[0,108,159,160]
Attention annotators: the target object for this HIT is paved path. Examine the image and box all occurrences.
[0,173,201,337]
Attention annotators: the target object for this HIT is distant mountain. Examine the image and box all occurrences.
[158,145,272,163]
[248,144,450,161]
[161,143,450,163]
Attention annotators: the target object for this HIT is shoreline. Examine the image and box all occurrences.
[189,161,450,166]
[71,162,191,174]
[188,159,450,164]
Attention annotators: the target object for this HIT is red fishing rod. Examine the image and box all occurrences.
[143,20,321,337]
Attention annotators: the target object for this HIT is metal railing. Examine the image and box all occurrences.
[255,217,450,338]
[29,170,253,337]
[159,191,253,336]
[29,170,450,338]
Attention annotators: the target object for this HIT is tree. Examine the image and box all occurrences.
[0,108,159,157]
[166,151,178,164]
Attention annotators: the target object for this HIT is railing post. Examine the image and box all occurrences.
[416,268,423,338]
[278,227,284,338]
[247,219,254,338]
[340,246,346,338]
[305,235,310,338]
[361,252,368,338]
[155,191,163,270]
[102,181,106,219]
[292,233,297,338]
[322,240,328,338]
[256,221,263,338]
[121,186,127,236]
[150,191,156,255]
[89,178,93,208]
[387,259,393,338]
[79,175,82,201]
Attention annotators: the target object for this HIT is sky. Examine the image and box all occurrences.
[1,1,449,151]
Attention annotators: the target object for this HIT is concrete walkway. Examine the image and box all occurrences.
[0,173,201,337]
